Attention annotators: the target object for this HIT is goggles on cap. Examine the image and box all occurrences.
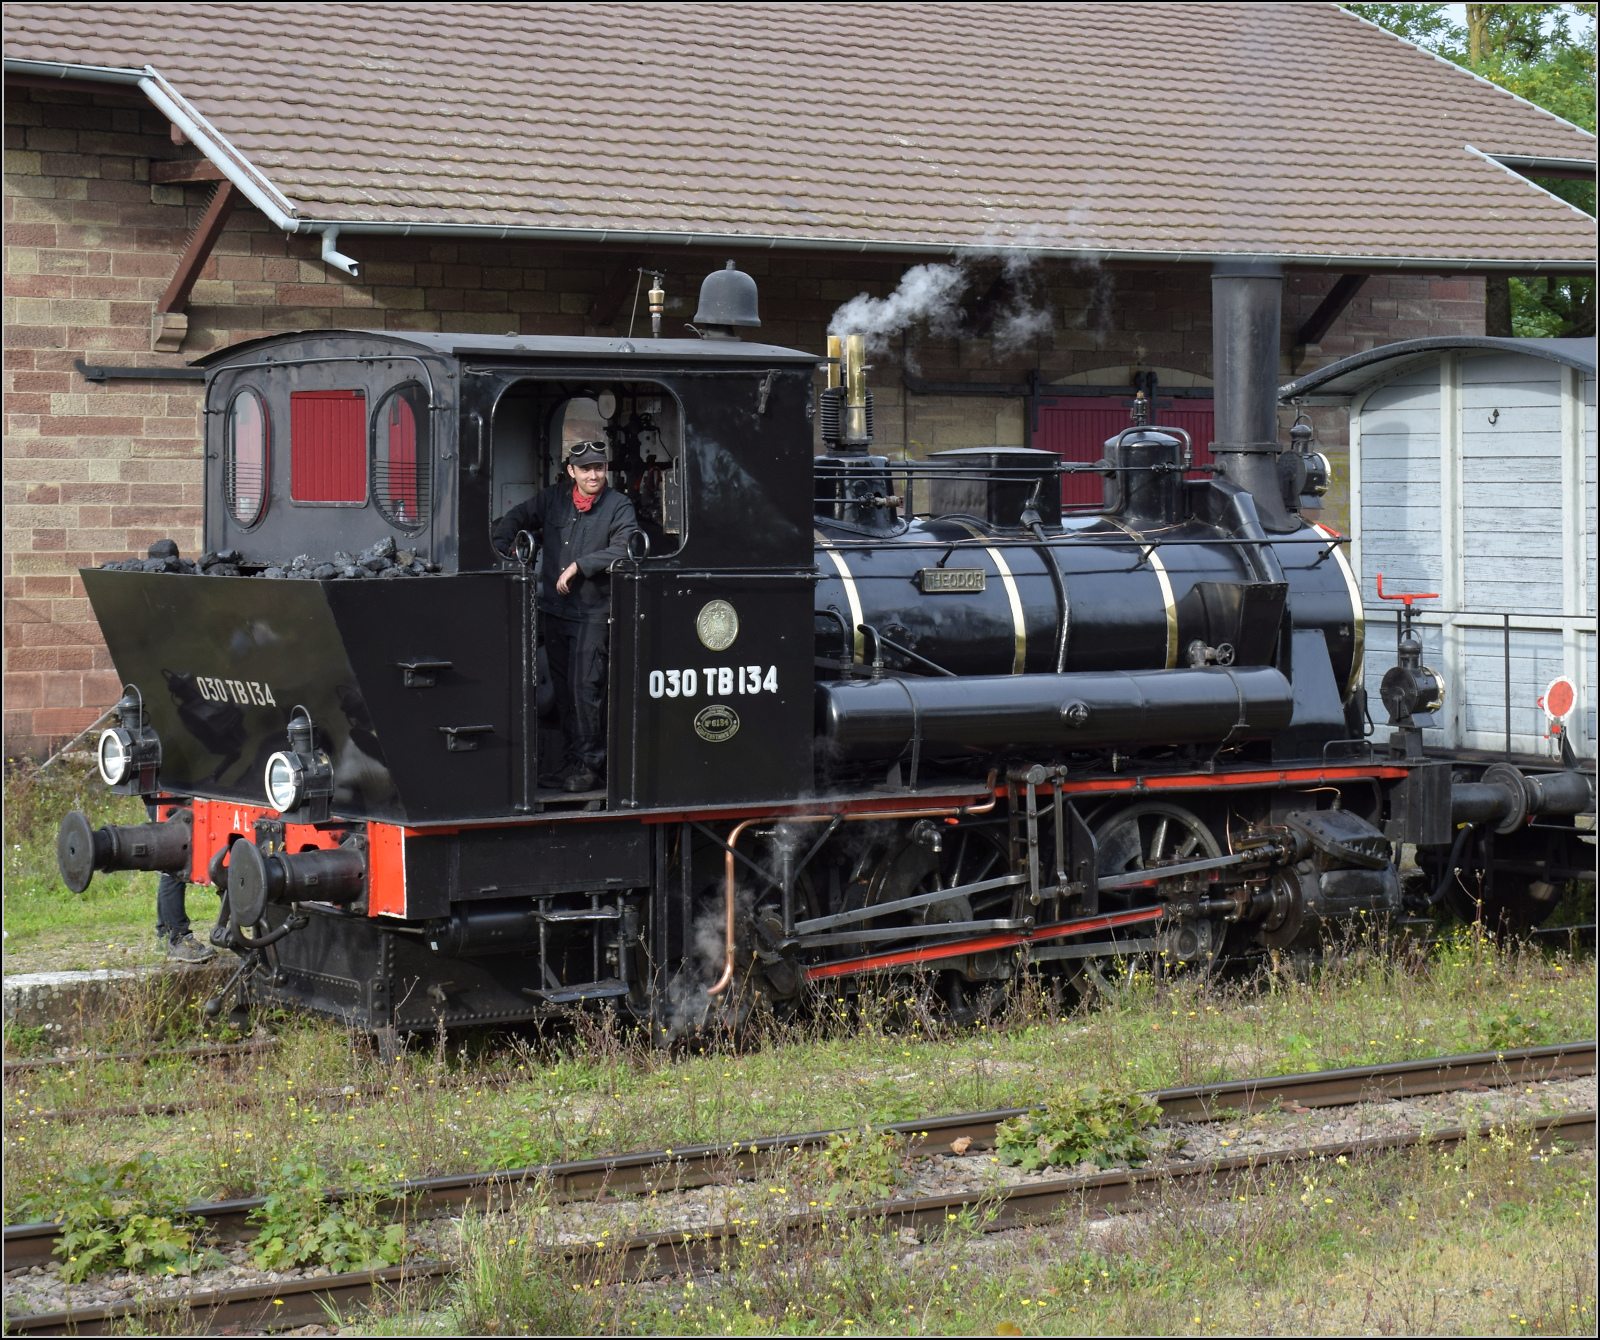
[566,439,610,464]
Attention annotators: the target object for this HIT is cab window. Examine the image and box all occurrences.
[224,388,269,528]
[372,383,429,530]
[290,389,367,504]
[489,381,685,557]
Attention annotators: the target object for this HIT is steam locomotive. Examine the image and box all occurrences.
[57,263,1595,1037]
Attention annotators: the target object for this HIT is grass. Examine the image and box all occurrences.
[3,758,218,974]
[348,1126,1595,1336]
[4,934,1593,1222]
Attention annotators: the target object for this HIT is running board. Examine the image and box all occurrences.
[521,979,629,1005]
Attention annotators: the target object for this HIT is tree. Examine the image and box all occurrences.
[1343,3,1596,336]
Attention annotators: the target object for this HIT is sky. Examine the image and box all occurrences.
[1435,4,1591,42]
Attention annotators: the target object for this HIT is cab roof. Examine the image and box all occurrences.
[191,328,820,371]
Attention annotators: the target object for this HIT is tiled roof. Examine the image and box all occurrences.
[5,2,1595,264]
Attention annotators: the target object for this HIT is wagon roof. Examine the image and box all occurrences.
[4,3,1594,269]
[1279,335,1597,400]
[190,328,819,371]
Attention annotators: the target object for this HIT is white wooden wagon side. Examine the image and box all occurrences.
[1283,336,1596,763]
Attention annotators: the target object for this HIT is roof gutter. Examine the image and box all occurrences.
[1485,153,1596,182]
[285,219,1599,275]
[4,57,1593,278]
[4,56,302,235]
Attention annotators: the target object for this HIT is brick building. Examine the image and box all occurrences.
[4,3,1594,755]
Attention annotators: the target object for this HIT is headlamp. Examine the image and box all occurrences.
[97,689,162,794]
[263,707,334,822]
[97,727,134,785]
[264,751,306,812]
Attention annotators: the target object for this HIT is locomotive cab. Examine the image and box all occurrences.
[83,328,823,824]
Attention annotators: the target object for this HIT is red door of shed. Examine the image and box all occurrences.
[1034,397,1214,509]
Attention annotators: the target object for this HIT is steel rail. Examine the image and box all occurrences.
[3,1039,278,1078]
[3,1260,453,1336]
[4,1042,1590,1272]
[5,1079,388,1127]
[601,1107,1597,1284]
[8,1106,1593,1336]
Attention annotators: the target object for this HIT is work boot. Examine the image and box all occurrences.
[166,931,216,964]
[563,767,601,793]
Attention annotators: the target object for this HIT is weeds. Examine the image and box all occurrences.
[814,1125,908,1197]
[247,1157,405,1273]
[382,1175,1007,1336]
[995,1084,1161,1172]
[49,1153,207,1283]
[442,1195,642,1336]
[1481,1003,1557,1049]
[362,1117,1596,1335]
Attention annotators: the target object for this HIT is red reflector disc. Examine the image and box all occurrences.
[1544,676,1577,720]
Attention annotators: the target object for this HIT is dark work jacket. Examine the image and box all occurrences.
[492,484,639,624]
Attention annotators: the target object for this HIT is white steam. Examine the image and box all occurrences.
[1066,256,1116,350]
[988,249,1054,356]
[827,262,969,355]
[827,250,1057,357]
[659,886,755,1041]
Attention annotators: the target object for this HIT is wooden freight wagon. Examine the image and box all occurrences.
[1282,336,1596,763]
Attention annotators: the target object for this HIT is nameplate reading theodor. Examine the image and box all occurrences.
[916,567,986,593]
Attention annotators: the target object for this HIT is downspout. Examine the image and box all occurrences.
[133,67,299,232]
[145,68,357,276]
[319,227,361,278]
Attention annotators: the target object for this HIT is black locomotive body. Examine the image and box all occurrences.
[59,267,1595,1036]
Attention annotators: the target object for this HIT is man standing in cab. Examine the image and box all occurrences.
[492,440,639,793]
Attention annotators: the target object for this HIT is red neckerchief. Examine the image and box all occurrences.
[572,483,601,514]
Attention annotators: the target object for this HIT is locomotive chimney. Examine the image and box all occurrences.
[1211,261,1296,533]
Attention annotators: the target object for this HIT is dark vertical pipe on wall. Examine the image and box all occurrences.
[1503,612,1512,759]
[1211,262,1297,534]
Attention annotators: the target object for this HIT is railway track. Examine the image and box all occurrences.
[8,1108,1593,1336]
[4,1041,1590,1267]
[2,1038,278,1079]
[4,1042,1593,1335]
